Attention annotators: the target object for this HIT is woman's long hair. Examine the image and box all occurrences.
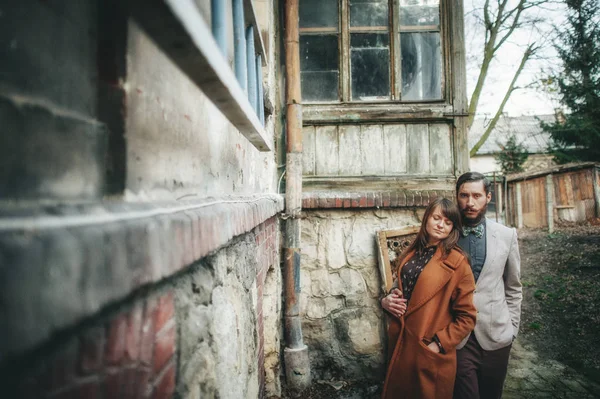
[396,197,463,268]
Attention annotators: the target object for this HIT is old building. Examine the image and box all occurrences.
[0,0,469,397]
[469,114,557,174]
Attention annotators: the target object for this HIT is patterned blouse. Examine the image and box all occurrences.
[401,246,437,303]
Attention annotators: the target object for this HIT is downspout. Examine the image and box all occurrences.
[283,0,311,393]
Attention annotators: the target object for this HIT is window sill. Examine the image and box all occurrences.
[131,0,272,151]
[303,102,455,125]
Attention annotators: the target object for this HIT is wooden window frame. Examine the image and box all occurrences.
[300,0,449,108]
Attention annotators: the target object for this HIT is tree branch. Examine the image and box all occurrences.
[470,45,534,157]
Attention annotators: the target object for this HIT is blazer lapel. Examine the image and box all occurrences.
[477,219,498,286]
[404,247,453,318]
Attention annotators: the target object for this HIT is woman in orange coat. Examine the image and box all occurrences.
[381,198,476,399]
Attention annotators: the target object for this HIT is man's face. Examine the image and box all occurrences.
[457,181,492,224]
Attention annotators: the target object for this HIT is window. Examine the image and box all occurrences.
[299,0,443,103]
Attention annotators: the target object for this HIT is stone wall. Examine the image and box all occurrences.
[4,217,282,399]
[300,208,424,381]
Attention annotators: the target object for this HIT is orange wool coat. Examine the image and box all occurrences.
[382,247,476,399]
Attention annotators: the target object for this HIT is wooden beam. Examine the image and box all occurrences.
[130,0,271,151]
[546,174,554,233]
[449,0,469,175]
[593,167,600,218]
[516,182,523,228]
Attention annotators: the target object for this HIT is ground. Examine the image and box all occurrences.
[517,224,600,383]
[281,223,600,398]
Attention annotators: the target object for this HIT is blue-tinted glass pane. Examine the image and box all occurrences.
[400,0,440,26]
[300,35,339,101]
[350,0,389,27]
[401,32,442,100]
[351,33,390,100]
[300,0,339,28]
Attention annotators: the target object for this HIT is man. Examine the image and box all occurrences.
[453,172,522,399]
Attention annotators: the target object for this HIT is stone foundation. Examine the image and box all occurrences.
[300,208,424,381]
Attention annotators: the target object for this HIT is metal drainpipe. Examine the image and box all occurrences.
[283,0,311,393]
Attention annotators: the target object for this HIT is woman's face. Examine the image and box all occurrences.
[425,206,454,246]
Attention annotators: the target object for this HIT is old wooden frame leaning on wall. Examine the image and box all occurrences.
[376,225,420,294]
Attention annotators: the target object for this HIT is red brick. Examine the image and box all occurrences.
[367,192,375,207]
[140,298,157,366]
[151,361,176,399]
[154,292,175,334]
[358,196,367,207]
[382,192,391,207]
[334,197,343,208]
[134,368,153,399]
[104,370,124,398]
[389,191,398,207]
[121,367,145,398]
[125,304,144,362]
[374,192,382,208]
[343,198,351,208]
[399,191,407,207]
[153,323,176,374]
[351,197,360,208]
[105,313,128,365]
[78,326,105,374]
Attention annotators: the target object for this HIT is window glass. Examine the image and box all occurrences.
[351,33,390,100]
[350,0,389,27]
[400,0,440,27]
[300,0,339,28]
[401,32,442,100]
[300,35,340,101]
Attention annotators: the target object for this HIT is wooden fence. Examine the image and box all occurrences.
[506,163,600,230]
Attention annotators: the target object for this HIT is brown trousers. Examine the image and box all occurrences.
[453,334,512,399]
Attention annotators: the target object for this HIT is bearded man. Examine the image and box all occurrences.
[453,172,522,399]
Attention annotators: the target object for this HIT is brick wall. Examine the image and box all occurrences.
[14,292,176,399]
[5,214,283,398]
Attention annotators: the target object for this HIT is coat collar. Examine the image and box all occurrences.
[403,246,457,318]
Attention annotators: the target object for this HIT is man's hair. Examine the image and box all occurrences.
[456,172,491,194]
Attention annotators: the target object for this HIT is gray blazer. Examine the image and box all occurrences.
[457,219,522,351]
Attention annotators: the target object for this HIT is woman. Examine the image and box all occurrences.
[381,198,476,399]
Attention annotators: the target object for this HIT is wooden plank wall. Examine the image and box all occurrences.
[507,167,598,228]
[521,176,547,228]
[303,123,453,176]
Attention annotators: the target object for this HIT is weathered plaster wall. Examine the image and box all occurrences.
[0,0,106,200]
[300,208,424,381]
[125,16,278,201]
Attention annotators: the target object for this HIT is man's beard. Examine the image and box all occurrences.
[461,204,487,226]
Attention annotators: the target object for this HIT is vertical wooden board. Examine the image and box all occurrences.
[302,126,316,176]
[315,125,339,175]
[360,125,385,175]
[338,125,362,175]
[407,124,430,174]
[428,124,452,174]
[579,170,594,200]
[383,124,407,174]
[553,174,564,205]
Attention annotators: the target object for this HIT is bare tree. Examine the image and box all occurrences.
[466,0,554,157]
